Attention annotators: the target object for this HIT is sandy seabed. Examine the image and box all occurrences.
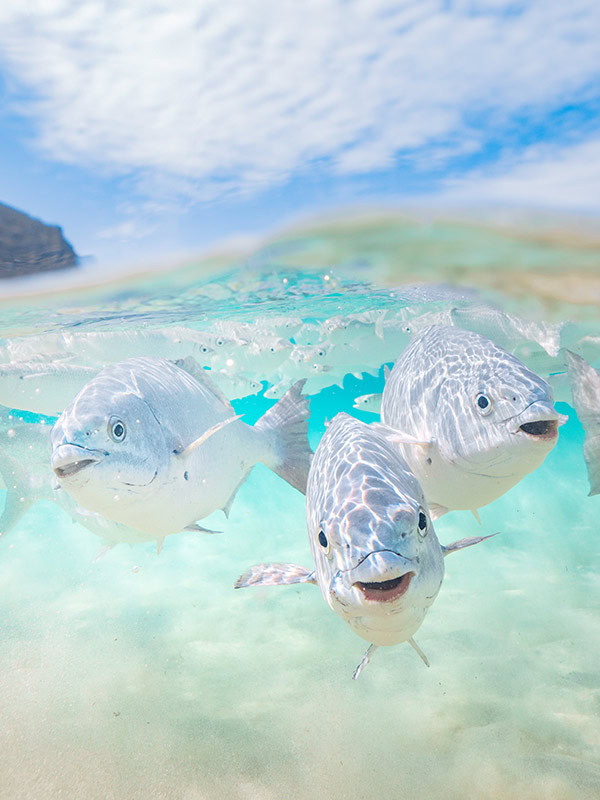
[0,402,598,800]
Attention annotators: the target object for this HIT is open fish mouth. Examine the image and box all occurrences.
[354,572,414,603]
[518,419,559,439]
[53,459,97,478]
[51,444,105,479]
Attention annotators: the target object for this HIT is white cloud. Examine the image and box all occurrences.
[441,138,600,212]
[0,1,598,199]
[97,219,156,241]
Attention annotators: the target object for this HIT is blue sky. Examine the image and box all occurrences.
[0,1,599,268]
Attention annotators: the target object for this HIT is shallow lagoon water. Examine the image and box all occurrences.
[0,218,599,799]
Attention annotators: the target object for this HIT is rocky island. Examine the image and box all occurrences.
[0,202,78,278]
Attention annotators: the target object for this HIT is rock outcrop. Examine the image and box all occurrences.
[0,202,78,278]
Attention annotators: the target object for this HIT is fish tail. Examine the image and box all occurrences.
[0,460,35,537]
[254,378,312,494]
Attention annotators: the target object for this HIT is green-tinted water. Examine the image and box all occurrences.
[0,216,598,799]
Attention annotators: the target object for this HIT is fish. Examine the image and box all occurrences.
[449,306,566,359]
[564,350,600,496]
[0,406,132,544]
[0,408,213,552]
[381,325,566,518]
[352,393,382,415]
[4,296,587,420]
[54,486,188,554]
[51,356,312,543]
[0,360,98,416]
[0,411,56,536]
[235,413,494,679]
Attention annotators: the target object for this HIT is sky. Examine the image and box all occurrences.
[0,0,599,268]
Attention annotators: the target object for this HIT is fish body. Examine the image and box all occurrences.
[353,393,382,415]
[236,413,492,677]
[564,350,600,495]
[51,357,311,538]
[305,414,444,648]
[0,413,55,535]
[381,326,565,517]
[0,408,211,550]
[0,361,98,416]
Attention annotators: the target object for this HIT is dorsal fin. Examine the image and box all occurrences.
[171,356,234,411]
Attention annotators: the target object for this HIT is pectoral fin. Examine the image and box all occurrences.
[428,502,449,520]
[442,532,498,556]
[93,544,114,562]
[408,637,430,667]
[353,644,378,680]
[373,422,435,450]
[388,432,434,447]
[184,523,222,534]
[176,414,243,459]
[234,562,316,589]
[222,471,251,518]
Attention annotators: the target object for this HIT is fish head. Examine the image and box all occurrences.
[318,500,443,626]
[51,372,170,511]
[308,416,444,644]
[434,337,565,478]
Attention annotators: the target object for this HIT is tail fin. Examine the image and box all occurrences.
[0,485,34,537]
[255,379,312,494]
[564,350,600,495]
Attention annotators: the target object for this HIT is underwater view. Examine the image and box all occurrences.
[1,1,600,797]
[0,216,599,799]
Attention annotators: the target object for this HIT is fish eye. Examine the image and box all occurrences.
[475,393,493,415]
[417,509,428,536]
[317,529,330,554]
[215,337,225,347]
[200,345,209,353]
[108,418,127,442]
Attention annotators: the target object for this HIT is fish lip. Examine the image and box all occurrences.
[354,571,415,603]
[509,402,565,441]
[51,444,105,479]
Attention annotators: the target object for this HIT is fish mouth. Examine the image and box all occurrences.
[54,459,97,478]
[511,400,566,441]
[354,572,414,603]
[52,444,105,479]
[518,419,559,439]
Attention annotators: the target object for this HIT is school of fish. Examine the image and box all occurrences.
[0,285,597,679]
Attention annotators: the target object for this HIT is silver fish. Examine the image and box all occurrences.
[381,325,566,519]
[51,357,311,543]
[0,409,207,553]
[0,411,55,535]
[0,361,98,416]
[235,413,493,679]
[564,350,600,496]
[353,393,382,415]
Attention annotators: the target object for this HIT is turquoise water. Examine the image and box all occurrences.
[1,219,599,799]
